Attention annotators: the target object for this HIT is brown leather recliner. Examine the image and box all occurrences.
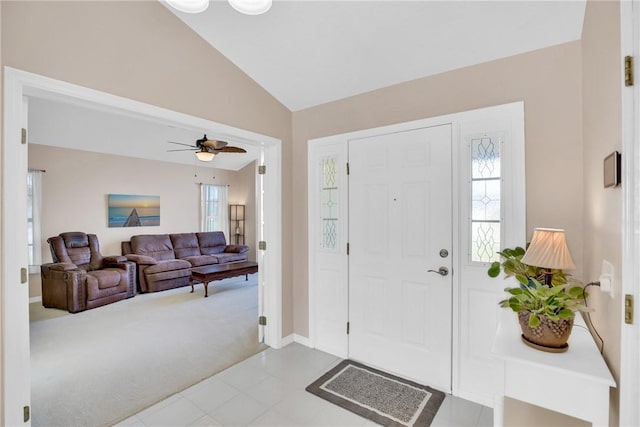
[41,232,136,313]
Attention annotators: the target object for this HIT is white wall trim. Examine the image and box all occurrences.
[293,334,313,348]
[2,66,284,422]
[29,296,42,304]
[619,1,640,426]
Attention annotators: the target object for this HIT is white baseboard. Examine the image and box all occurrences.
[280,334,294,347]
[29,296,42,304]
[280,334,313,348]
[293,334,312,348]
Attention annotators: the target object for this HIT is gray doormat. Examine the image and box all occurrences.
[306,360,445,427]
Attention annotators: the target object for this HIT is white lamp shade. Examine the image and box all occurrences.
[195,150,215,162]
[165,0,209,13]
[228,0,272,15]
[520,228,576,270]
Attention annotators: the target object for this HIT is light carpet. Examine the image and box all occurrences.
[306,360,445,427]
[30,274,265,427]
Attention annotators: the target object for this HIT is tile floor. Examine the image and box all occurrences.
[116,343,492,427]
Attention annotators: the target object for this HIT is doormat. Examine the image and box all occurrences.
[306,360,445,427]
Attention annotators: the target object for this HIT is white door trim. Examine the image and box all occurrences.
[619,1,640,425]
[308,102,525,405]
[2,66,283,424]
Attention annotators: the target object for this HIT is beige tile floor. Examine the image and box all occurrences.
[116,343,492,427]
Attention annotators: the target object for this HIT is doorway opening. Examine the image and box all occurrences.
[2,67,283,426]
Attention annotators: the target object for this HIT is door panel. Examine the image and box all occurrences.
[310,141,349,357]
[348,124,452,390]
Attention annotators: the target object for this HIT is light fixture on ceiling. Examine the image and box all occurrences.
[165,0,272,15]
[228,0,272,15]
[165,0,209,14]
[195,150,215,162]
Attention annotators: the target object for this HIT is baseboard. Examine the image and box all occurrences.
[293,334,312,348]
[280,334,294,346]
[29,296,42,304]
[280,334,313,348]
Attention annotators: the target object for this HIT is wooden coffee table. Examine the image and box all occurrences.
[189,261,258,297]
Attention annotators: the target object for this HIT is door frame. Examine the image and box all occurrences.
[620,1,640,425]
[308,101,525,401]
[2,66,283,425]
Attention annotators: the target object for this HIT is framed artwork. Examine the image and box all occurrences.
[108,194,160,227]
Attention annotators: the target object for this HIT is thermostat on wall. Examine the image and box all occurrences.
[603,151,621,188]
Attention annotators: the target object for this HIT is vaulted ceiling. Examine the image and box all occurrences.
[166,0,586,111]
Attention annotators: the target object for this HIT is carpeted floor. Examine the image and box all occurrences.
[30,274,265,427]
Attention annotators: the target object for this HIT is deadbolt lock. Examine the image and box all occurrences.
[439,249,449,258]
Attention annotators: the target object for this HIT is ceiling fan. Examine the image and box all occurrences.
[167,134,247,162]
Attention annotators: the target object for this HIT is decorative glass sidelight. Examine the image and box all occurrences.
[320,156,338,250]
[471,135,502,262]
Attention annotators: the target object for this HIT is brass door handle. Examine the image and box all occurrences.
[428,267,449,276]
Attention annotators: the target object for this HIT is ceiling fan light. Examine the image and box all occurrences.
[195,150,215,162]
[165,0,209,13]
[228,0,272,15]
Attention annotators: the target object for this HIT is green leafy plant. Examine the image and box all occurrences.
[487,246,589,328]
[487,246,568,287]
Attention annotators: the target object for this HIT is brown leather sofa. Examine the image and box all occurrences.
[121,231,249,293]
[41,232,136,313]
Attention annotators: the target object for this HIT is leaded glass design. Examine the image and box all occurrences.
[471,136,501,262]
[321,157,338,250]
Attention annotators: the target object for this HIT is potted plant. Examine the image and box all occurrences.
[488,240,589,352]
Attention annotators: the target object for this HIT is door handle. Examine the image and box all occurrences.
[428,267,449,276]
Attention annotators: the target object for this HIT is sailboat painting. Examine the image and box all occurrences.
[108,194,160,227]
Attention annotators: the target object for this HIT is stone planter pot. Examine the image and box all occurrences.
[518,311,574,353]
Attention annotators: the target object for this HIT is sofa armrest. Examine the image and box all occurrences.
[224,245,249,254]
[45,262,78,272]
[104,255,127,263]
[125,254,157,265]
[40,264,87,313]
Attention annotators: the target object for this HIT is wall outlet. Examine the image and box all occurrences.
[599,259,615,298]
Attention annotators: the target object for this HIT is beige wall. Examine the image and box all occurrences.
[582,1,622,425]
[28,144,256,298]
[2,0,294,334]
[292,41,584,337]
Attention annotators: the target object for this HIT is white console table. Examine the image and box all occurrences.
[492,310,616,426]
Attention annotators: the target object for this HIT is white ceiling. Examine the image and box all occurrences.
[166,0,587,112]
[28,97,260,171]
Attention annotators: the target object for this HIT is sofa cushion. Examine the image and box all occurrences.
[183,255,219,267]
[170,233,202,259]
[86,270,127,300]
[196,231,227,255]
[86,269,122,290]
[131,235,176,261]
[224,245,249,254]
[143,259,191,275]
[212,253,248,264]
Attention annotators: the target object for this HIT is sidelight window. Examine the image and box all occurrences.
[470,135,502,262]
[320,156,338,250]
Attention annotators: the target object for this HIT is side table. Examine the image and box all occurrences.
[492,310,616,427]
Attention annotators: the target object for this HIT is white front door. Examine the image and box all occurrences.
[348,124,452,390]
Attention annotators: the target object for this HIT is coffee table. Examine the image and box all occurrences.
[189,261,259,297]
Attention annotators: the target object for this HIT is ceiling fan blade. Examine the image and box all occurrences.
[168,140,196,148]
[202,139,228,150]
[167,148,197,152]
[216,146,247,153]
